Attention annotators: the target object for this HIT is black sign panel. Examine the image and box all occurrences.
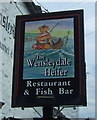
[12,10,86,107]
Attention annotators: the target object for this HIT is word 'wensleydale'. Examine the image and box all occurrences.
[27,57,71,68]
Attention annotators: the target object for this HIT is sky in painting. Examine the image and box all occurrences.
[25,18,74,33]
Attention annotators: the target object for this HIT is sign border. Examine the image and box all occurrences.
[12,9,87,107]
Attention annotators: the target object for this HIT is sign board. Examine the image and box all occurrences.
[12,10,86,107]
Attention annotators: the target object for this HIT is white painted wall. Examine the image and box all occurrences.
[0,1,42,119]
[0,1,78,119]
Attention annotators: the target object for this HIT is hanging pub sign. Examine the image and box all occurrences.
[12,9,87,107]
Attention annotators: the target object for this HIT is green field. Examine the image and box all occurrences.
[25,33,38,38]
[51,30,74,38]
